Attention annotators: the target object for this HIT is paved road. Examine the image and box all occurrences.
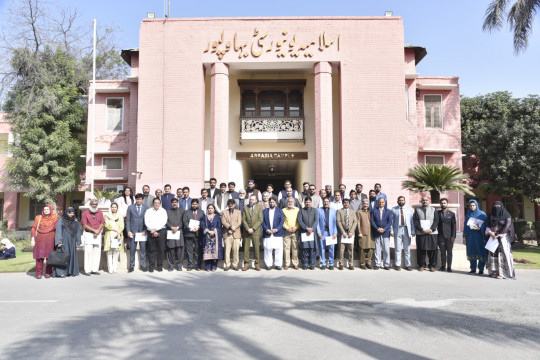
[1,269,539,360]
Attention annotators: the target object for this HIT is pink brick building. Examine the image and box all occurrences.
[1,15,466,229]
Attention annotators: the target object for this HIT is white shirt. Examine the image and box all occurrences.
[200,198,209,214]
[144,207,168,231]
[331,201,343,210]
[114,196,133,217]
[268,207,275,230]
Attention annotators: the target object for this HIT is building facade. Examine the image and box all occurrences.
[1,15,476,229]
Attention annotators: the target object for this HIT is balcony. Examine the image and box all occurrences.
[240,116,304,143]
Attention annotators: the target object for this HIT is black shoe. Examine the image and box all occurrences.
[91,271,100,275]
[187,268,192,271]
[320,266,326,270]
[373,266,380,270]
[468,270,476,274]
[177,267,182,271]
[439,267,446,272]
[142,268,148,272]
[84,272,91,276]
[447,268,453,273]
[366,264,373,269]
[196,268,202,271]
[157,268,163,272]
[302,266,308,270]
[168,267,174,272]
[478,270,484,275]
[128,268,134,273]
[383,267,390,270]
[149,268,154,273]
[275,266,282,270]
[328,266,334,270]
[310,265,315,270]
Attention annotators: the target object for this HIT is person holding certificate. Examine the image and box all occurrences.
[317,197,338,270]
[103,203,125,274]
[166,198,185,271]
[183,198,204,271]
[261,197,285,270]
[126,193,148,272]
[463,199,488,274]
[144,197,168,272]
[413,197,440,272]
[298,196,319,270]
[337,198,357,270]
[81,199,105,276]
[356,199,375,269]
[485,201,516,279]
[200,204,223,272]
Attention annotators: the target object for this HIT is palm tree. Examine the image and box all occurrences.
[402,164,475,203]
[483,0,540,54]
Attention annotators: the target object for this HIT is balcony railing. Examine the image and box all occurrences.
[240,116,304,143]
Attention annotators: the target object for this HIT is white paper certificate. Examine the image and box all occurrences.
[110,238,121,249]
[420,220,438,235]
[189,219,200,230]
[485,237,500,253]
[135,232,147,242]
[325,236,337,246]
[467,217,484,230]
[167,230,181,240]
[341,235,354,244]
[301,232,314,242]
[84,232,101,245]
[267,235,283,249]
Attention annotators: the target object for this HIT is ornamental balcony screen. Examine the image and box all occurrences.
[240,116,304,143]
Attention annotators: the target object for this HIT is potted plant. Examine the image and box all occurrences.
[402,164,475,203]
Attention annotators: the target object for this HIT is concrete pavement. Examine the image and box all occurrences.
[1,269,539,359]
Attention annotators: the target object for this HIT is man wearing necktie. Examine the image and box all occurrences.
[221,199,242,271]
[125,193,148,272]
[337,198,358,270]
[183,199,204,271]
[241,194,263,271]
[390,196,416,271]
[370,197,393,270]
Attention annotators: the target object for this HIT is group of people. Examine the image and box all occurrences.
[28,179,515,280]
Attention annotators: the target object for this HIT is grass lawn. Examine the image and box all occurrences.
[513,245,540,269]
[0,249,35,273]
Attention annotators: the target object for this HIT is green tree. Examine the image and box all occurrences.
[401,164,474,203]
[3,46,86,205]
[483,0,540,53]
[461,92,540,211]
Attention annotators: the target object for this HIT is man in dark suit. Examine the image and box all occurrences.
[183,198,204,271]
[126,193,148,272]
[355,183,369,203]
[207,178,218,199]
[142,185,155,208]
[278,188,301,209]
[370,197,394,270]
[437,198,456,272]
[241,194,264,271]
[262,198,285,270]
[179,187,192,211]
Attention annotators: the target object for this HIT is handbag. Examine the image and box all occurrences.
[48,248,70,267]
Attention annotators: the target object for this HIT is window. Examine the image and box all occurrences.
[424,94,443,129]
[425,155,445,165]
[405,84,410,122]
[102,157,123,170]
[106,98,124,132]
[0,134,8,156]
[238,80,305,118]
[29,199,45,221]
[502,197,524,219]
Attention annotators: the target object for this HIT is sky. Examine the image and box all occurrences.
[0,0,538,98]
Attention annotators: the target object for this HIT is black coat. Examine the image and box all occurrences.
[437,209,456,239]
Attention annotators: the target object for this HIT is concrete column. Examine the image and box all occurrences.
[314,62,334,189]
[3,191,19,230]
[210,63,229,181]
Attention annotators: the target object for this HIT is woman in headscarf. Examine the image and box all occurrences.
[463,199,488,275]
[103,202,125,274]
[0,238,16,260]
[52,207,81,278]
[200,204,223,271]
[30,204,58,279]
[486,201,516,279]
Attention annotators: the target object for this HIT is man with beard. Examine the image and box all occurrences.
[356,199,374,269]
[199,188,214,215]
[160,184,175,211]
[355,184,368,203]
[390,196,416,271]
[245,179,262,202]
[278,188,301,209]
[325,185,335,202]
[368,190,377,210]
[374,183,388,208]
[214,182,230,215]
[142,185,155,208]
[207,177,218,199]
[371,197,393,270]
[317,197,337,270]
[262,197,284,270]
[298,196,319,270]
[222,199,243,271]
[183,198,204,271]
[278,179,300,202]
[81,199,105,275]
[145,198,168,272]
[166,198,185,271]
[308,184,322,208]
[338,184,349,200]
[300,181,310,205]
[437,198,456,272]
[126,193,148,272]
[282,197,300,270]
[414,196,440,272]
[337,198,357,270]
[235,189,248,212]
[227,182,239,200]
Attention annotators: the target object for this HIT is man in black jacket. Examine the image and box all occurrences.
[437,198,456,272]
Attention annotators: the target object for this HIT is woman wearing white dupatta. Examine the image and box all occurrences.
[104,203,125,273]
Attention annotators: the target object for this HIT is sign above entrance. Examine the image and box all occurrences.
[236,152,308,160]
[204,29,341,60]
